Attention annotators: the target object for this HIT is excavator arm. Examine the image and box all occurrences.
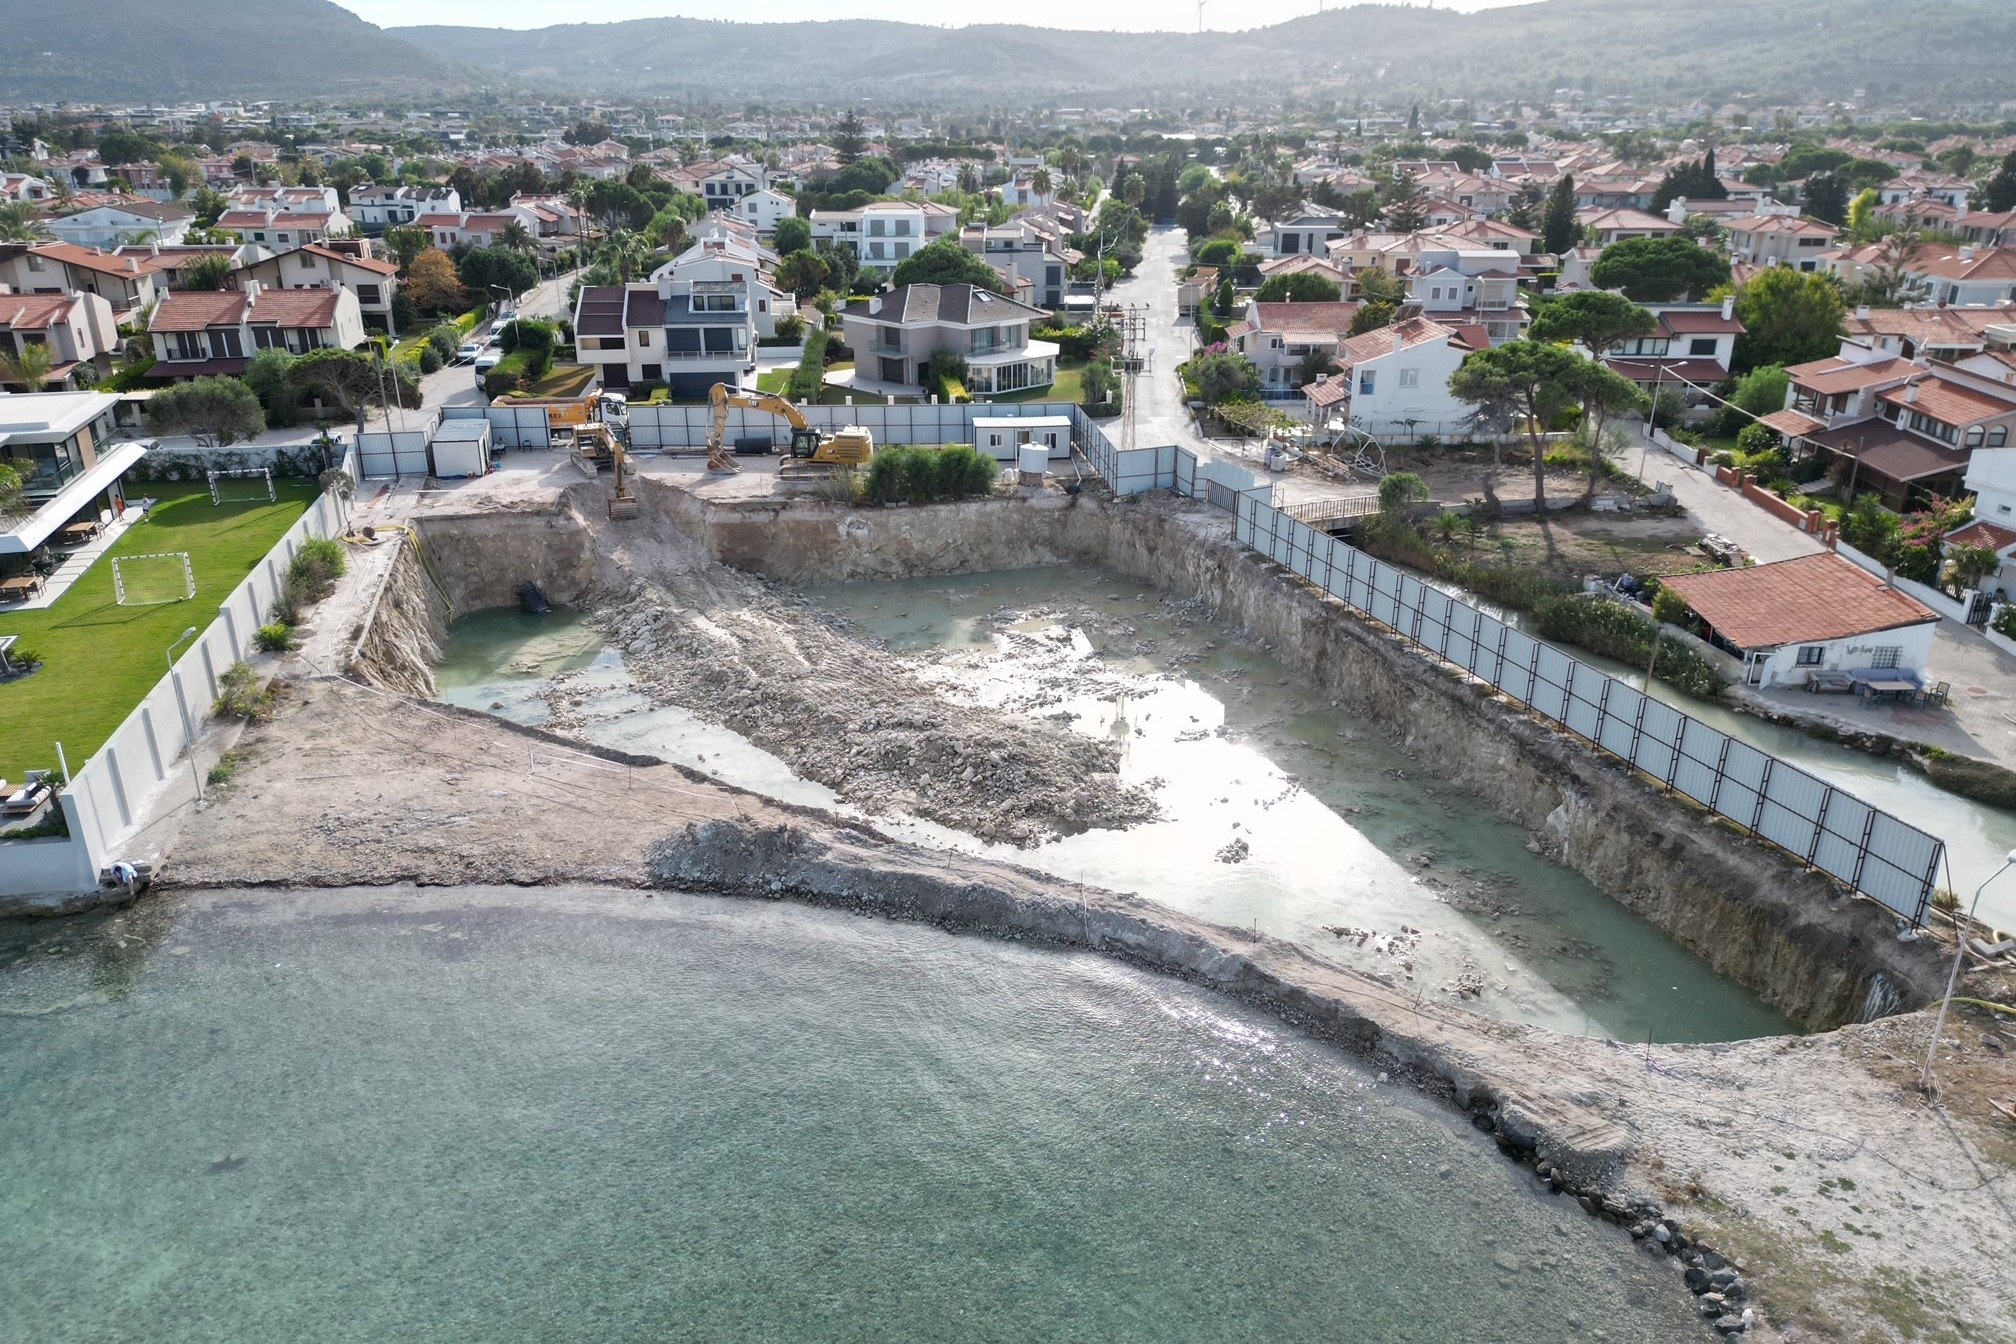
[705,383,810,472]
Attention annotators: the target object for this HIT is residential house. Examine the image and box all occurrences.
[0,243,166,320]
[413,211,524,250]
[672,158,770,206]
[348,184,461,232]
[960,217,1078,309]
[1404,244,1529,344]
[1263,209,1351,259]
[1825,244,2016,308]
[112,242,266,290]
[147,281,366,378]
[1256,254,1353,291]
[572,270,759,400]
[216,185,353,245]
[1599,300,1746,414]
[648,236,791,339]
[0,173,56,204]
[0,291,119,390]
[1945,446,2016,601]
[0,392,146,578]
[810,201,959,278]
[1300,315,1487,440]
[1661,553,1939,689]
[237,242,402,330]
[1226,300,1362,398]
[1724,214,1839,270]
[1840,303,2016,362]
[728,188,796,237]
[999,177,1057,210]
[838,285,1055,396]
[1957,211,2016,250]
[1877,172,1971,214]
[1575,207,1682,246]
[43,199,195,249]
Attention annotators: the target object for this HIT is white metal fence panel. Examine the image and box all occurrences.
[1217,487,1945,920]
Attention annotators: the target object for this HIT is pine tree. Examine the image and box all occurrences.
[1542,174,1578,256]
[833,110,866,166]
[1382,171,1430,232]
[1700,146,1720,195]
[1984,151,2016,214]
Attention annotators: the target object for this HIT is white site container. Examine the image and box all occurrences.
[973,415,1073,461]
[429,419,492,479]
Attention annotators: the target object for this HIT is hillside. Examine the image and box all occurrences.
[3,0,2012,109]
[394,0,2016,108]
[0,0,458,102]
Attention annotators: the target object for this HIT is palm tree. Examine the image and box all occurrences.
[1058,146,1082,181]
[498,220,534,252]
[0,201,52,243]
[1121,174,1146,209]
[601,229,649,285]
[1031,167,1053,201]
[0,341,58,392]
[957,161,979,195]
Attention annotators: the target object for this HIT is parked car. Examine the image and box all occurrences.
[455,341,483,363]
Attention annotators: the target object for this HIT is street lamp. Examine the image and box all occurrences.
[1919,847,2016,1092]
[167,626,204,803]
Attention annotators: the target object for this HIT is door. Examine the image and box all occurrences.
[880,356,904,384]
[1744,653,1765,687]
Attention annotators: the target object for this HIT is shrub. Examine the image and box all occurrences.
[773,313,805,342]
[1531,596,1726,699]
[212,662,275,721]
[254,622,296,653]
[862,444,997,505]
[1995,604,2016,640]
[4,645,40,672]
[417,345,443,375]
[1377,471,1430,517]
[789,329,830,401]
[1651,586,1691,625]
[425,323,461,364]
[206,751,245,787]
[1735,422,1779,458]
[287,536,347,603]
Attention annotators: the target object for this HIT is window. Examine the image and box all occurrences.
[1870,647,1902,670]
[25,254,42,271]
[1430,286,1443,300]
[1689,337,1717,356]
[300,253,316,269]
[1359,370,1376,396]
[1796,646,1825,667]
[1967,426,1985,447]
[276,233,289,245]
[1398,368,1419,389]
[1991,426,2009,447]
[635,331,651,347]
[1907,411,1959,444]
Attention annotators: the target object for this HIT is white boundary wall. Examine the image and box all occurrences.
[0,488,353,898]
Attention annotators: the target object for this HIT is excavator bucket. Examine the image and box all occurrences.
[607,493,639,519]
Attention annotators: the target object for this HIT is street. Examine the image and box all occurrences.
[413,265,582,416]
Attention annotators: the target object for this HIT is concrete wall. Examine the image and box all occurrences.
[0,487,351,901]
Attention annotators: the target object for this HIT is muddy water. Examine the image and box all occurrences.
[433,575,1794,1044]
[0,887,1720,1343]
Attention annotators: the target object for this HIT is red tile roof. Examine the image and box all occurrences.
[1945,520,2016,553]
[0,293,81,328]
[1878,376,2016,425]
[1253,301,1361,338]
[29,242,165,276]
[1756,408,1824,438]
[302,243,398,275]
[151,288,341,332]
[1662,553,1938,649]
[1603,357,1731,385]
[1335,316,1462,369]
[1785,354,1917,395]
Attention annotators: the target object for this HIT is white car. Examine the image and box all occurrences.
[486,330,504,348]
[497,308,519,323]
[455,341,483,363]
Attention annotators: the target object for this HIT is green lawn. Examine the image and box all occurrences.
[0,481,317,780]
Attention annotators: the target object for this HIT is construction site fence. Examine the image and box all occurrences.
[621,401,1089,456]
[1068,421,1945,918]
[1,487,353,898]
[1230,489,1943,922]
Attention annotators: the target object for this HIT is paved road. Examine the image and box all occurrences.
[1103,227,1350,506]
[416,266,582,414]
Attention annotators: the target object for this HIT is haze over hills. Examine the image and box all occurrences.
[4,0,2014,109]
[390,1,2016,107]
[0,0,460,102]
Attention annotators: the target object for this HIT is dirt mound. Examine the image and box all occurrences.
[586,496,1157,845]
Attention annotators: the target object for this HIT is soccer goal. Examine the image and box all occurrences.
[112,551,195,606]
[209,467,275,505]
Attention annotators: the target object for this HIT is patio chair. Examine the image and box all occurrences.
[1929,681,1951,707]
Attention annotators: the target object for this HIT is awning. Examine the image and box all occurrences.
[0,440,150,555]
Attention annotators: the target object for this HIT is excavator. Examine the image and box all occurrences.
[703,382,874,479]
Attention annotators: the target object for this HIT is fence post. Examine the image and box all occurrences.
[1805,788,1834,866]
[218,602,242,662]
[1750,757,1775,834]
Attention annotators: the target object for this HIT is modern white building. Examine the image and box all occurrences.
[810,201,959,278]
[1301,316,1487,440]
[43,200,195,249]
[726,188,797,237]
[838,284,1054,396]
[0,391,147,574]
[573,270,760,400]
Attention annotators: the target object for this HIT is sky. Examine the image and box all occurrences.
[329,0,1536,34]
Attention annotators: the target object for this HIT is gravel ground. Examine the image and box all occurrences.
[584,503,1157,845]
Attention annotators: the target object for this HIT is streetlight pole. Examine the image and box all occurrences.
[167,626,204,804]
[1919,848,2016,1093]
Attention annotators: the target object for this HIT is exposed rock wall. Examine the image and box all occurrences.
[347,536,449,699]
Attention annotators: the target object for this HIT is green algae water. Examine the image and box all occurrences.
[0,888,1717,1342]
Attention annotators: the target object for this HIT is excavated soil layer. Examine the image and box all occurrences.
[396,482,1949,1031]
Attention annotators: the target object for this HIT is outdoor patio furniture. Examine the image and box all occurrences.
[0,776,52,817]
[0,574,43,603]
[58,520,99,545]
[1806,670,1857,695]
[1927,681,1951,707]
[1860,678,1918,705]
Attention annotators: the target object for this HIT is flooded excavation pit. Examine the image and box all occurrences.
[434,560,1793,1045]
[0,889,1726,1343]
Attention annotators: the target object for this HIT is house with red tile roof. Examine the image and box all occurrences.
[1229,299,1361,398]
[0,243,167,319]
[1662,553,1939,688]
[236,242,402,329]
[146,280,365,379]
[1723,214,1839,271]
[0,291,118,391]
[1299,315,1488,441]
[1599,301,1746,414]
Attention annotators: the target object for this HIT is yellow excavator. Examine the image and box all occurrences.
[704,382,874,478]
